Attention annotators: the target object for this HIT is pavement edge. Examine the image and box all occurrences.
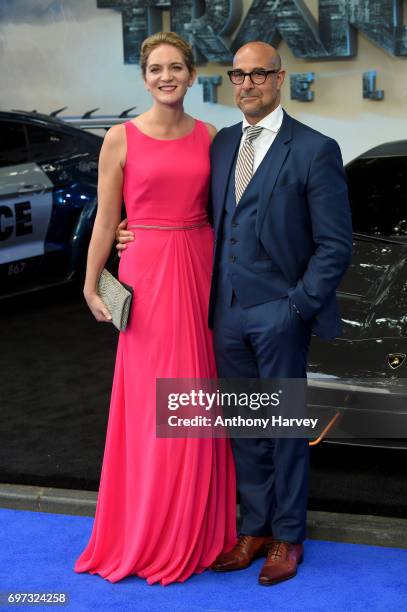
[1,483,406,549]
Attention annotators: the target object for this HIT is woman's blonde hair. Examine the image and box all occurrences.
[140,31,195,77]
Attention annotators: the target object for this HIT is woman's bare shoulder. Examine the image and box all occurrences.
[103,123,126,147]
[100,123,126,167]
[204,122,217,142]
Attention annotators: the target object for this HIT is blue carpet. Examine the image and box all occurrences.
[0,508,406,612]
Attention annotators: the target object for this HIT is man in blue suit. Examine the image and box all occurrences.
[209,41,352,585]
[116,40,352,586]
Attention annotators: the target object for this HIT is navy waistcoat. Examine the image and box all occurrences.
[217,151,291,307]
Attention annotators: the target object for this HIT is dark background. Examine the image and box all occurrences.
[1,285,406,519]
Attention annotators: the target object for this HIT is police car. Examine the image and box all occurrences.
[0,110,103,298]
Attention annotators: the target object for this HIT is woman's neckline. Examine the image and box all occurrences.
[128,119,197,142]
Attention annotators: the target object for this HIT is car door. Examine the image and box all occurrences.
[24,121,93,284]
[338,154,407,333]
[0,120,54,295]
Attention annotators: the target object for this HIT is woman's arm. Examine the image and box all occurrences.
[83,124,126,322]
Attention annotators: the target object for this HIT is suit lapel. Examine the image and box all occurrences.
[213,123,242,233]
[255,111,293,236]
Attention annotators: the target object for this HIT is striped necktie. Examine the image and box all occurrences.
[235,125,263,205]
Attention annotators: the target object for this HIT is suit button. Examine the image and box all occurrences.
[232,222,238,228]
[230,238,237,244]
[229,255,237,263]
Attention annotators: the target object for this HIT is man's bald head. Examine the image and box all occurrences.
[234,41,282,70]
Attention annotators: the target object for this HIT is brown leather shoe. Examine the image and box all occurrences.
[212,535,273,572]
[258,540,303,586]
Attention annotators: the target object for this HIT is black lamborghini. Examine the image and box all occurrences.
[308,141,407,448]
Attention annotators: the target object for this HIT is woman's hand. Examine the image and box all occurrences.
[115,218,134,257]
[84,290,113,323]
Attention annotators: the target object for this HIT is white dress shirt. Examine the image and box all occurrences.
[240,104,284,174]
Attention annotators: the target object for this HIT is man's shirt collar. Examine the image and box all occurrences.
[241,104,283,134]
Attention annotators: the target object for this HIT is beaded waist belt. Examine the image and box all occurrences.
[128,221,209,231]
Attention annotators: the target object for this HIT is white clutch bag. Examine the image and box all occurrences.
[97,268,133,331]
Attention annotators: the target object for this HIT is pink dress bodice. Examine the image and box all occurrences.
[123,120,210,227]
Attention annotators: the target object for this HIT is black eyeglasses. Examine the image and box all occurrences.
[227,69,280,85]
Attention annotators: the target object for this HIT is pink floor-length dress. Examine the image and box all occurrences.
[74,119,237,585]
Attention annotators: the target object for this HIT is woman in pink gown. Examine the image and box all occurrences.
[74,32,237,585]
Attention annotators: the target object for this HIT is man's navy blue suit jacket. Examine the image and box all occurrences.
[208,110,353,339]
